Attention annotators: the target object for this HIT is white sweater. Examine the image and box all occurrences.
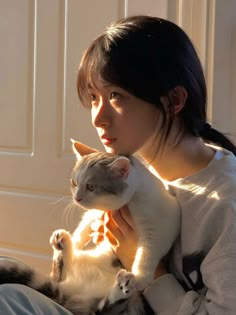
[144,145,236,314]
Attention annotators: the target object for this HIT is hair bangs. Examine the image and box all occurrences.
[77,35,120,108]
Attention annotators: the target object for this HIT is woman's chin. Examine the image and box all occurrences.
[103,143,136,156]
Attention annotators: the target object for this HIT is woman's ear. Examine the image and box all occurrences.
[161,86,188,114]
[71,139,98,159]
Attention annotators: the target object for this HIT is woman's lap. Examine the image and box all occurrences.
[0,284,72,315]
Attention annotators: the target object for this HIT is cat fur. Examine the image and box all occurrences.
[0,141,180,314]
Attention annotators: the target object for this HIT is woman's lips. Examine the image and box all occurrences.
[101,137,116,145]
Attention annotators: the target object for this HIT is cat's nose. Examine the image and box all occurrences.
[76,197,82,203]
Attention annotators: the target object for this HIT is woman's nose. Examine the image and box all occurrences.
[92,98,111,128]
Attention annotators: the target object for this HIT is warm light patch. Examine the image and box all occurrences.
[78,240,112,258]
[148,164,169,189]
[209,191,220,200]
[132,246,143,276]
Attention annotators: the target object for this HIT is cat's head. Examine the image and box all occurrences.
[70,140,135,211]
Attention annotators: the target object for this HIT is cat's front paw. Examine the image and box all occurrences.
[50,230,73,282]
[116,269,136,296]
[110,269,137,303]
[98,269,137,311]
[50,229,72,251]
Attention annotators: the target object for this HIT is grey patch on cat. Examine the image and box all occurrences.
[96,295,155,315]
[0,265,62,303]
[0,266,33,285]
[58,256,64,282]
[73,152,129,196]
[141,295,155,315]
[96,298,130,315]
[37,281,61,301]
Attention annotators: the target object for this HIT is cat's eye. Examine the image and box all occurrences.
[86,183,95,192]
[70,178,77,187]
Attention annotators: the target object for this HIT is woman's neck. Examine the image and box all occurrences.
[141,135,215,181]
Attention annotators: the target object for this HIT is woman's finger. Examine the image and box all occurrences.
[104,211,123,240]
[105,229,118,246]
[110,208,134,235]
[119,206,135,229]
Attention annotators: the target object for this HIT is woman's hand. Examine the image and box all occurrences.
[90,206,168,278]
[104,206,138,271]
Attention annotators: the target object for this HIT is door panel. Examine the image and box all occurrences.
[0,0,125,273]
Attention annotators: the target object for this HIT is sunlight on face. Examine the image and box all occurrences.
[89,80,162,156]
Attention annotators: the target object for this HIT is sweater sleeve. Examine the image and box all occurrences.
[144,254,236,314]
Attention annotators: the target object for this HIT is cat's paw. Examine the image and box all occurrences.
[50,229,72,251]
[116,269,136,296]
[99,269,137,309]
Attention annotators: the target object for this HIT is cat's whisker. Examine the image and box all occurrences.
[65,200,76,212]
[47,197,72,223]
[62,201,80,229]
[50,195,71,205]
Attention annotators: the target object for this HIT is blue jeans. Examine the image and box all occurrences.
[0,284,73,315]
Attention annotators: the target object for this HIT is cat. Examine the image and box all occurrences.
[69,140,181,289]
[0,140,180,315]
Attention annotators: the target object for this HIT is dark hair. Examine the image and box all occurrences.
[77,15,236,155]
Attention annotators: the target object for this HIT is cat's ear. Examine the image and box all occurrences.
[71,139,98,159]
[109,157,130,179]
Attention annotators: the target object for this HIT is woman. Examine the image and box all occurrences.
[77,15,236,314]
[1,15,235,315]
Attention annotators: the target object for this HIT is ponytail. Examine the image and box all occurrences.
[199,123,236,156]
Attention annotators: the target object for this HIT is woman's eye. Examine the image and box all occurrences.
[86,183,95,192]
[110,91,120,100]
[70,178,77,187]
[89,93,97,102]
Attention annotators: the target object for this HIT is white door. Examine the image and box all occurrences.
[0,0,235,275]
[0,0,168,274]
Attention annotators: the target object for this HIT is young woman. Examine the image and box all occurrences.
[0,15,235,315]
[77,15,236,314]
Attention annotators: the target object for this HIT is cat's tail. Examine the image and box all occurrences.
[0,257,66,305]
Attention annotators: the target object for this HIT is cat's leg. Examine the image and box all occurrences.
[131,241,164,290]
[72,209,104,249]
[98,269,137,311]
[132,233,175,290]
[50,229,74,282]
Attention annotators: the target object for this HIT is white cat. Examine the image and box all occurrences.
[68,140,180,290]
[0,141,180,315]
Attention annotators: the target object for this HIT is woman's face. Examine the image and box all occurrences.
[89,80,163,156]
